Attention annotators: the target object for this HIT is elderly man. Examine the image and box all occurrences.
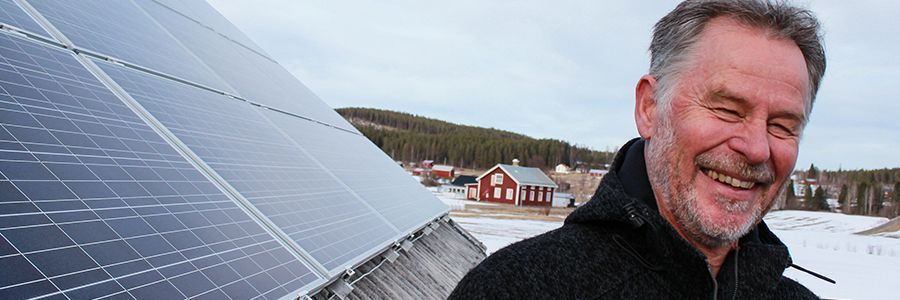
[450,0,826,299]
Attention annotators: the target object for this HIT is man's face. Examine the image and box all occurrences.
[645,18,809,247]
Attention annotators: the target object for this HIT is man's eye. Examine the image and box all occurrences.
[714,108,741,121]
[768,123,796,138]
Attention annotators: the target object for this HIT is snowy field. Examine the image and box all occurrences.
[766,211,900,300]
[434,192,500,211]
[451,215,563,254]
[440,195,900,299]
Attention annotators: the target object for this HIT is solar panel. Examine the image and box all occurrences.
[0,32,322,299]
[26,0,235,94]
[149,0,272,59]
[95,60,399,274]
[133,0,357,132]
[1,1,454,297]
[0,0,50,37]
[262,110,449,233]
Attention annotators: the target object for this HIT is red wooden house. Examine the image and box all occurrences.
[421,160,434,169]
[465,183,478,200]
[411,167,428,176]
[589,169,608,178]
[474,164,558,207]
[432,165,455,179]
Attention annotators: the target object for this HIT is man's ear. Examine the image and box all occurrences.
[634,74,659,140]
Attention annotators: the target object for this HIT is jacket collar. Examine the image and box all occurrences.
[565,137,648,225]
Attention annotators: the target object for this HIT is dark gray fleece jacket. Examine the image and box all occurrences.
[449,138,819,299]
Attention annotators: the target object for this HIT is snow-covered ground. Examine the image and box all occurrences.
[764,210,889,233]
[451,215,562,253]
[429,189,498,210]
[765,211,900,300]
[440,191,900,299]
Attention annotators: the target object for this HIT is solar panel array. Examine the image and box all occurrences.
[0,1,448,299]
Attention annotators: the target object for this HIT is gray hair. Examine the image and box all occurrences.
[649,0,826,116]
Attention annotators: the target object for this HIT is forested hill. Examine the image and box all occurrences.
[336,107,614,170]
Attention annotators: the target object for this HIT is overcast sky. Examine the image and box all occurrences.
[208,0,898,170]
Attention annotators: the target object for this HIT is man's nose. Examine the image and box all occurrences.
[728,120,770,164]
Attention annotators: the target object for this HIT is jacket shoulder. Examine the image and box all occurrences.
[449,223,644,299]
[770,276,819,299]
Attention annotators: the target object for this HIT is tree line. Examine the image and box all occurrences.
[337,107,614,170]
[783,163,900,218]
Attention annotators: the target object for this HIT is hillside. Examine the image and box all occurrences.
[337,107,614,170]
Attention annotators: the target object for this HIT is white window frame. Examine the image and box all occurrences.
[506,188,513,200]
[538,190,544,202]
[494,187,501,199]
[529,190,534,201]
[520,189,526,201]
[492,173,504,185]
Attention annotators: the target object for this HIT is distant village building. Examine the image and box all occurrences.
[554,164,571,174]
[411,167,428,176]
[474,163,558,207]
[589,169,608,178]
[794,177,819,197]
[421,160,434,169]
[432,165,455,179]
[466,183,479,200]
[444,175,476,198]
[574,165,590,174]
[552,192,576,208]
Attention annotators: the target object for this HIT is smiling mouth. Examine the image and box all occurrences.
[703,169,755,190]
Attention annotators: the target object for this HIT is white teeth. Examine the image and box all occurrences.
[705,170,755,190]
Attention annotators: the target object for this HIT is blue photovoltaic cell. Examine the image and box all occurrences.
[96,60,399,273]
[0,0,50,37]
[150,0,271,59]
[134,0,358,133]
[25,0,234,94]
[263,110,449,233]
[0,33,320,299]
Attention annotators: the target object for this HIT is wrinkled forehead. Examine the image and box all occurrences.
[688,18,812,116]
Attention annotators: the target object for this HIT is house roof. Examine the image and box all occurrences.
[433,165,454,172]
[477,164,557,188]
[451,175,477,186]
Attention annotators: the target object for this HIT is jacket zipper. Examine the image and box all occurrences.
[710,244,743,300]
[733,246,740,300]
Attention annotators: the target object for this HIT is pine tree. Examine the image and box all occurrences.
[803,185,813,210]
[813,186,828,211]
[893,182,900,217]
[807,163,819,180]
[872,186,884,216]
[856,182,869,215]
[838,184,849,214]
[784,180,797,209]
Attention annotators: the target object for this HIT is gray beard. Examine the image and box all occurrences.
[645,118,764,248]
